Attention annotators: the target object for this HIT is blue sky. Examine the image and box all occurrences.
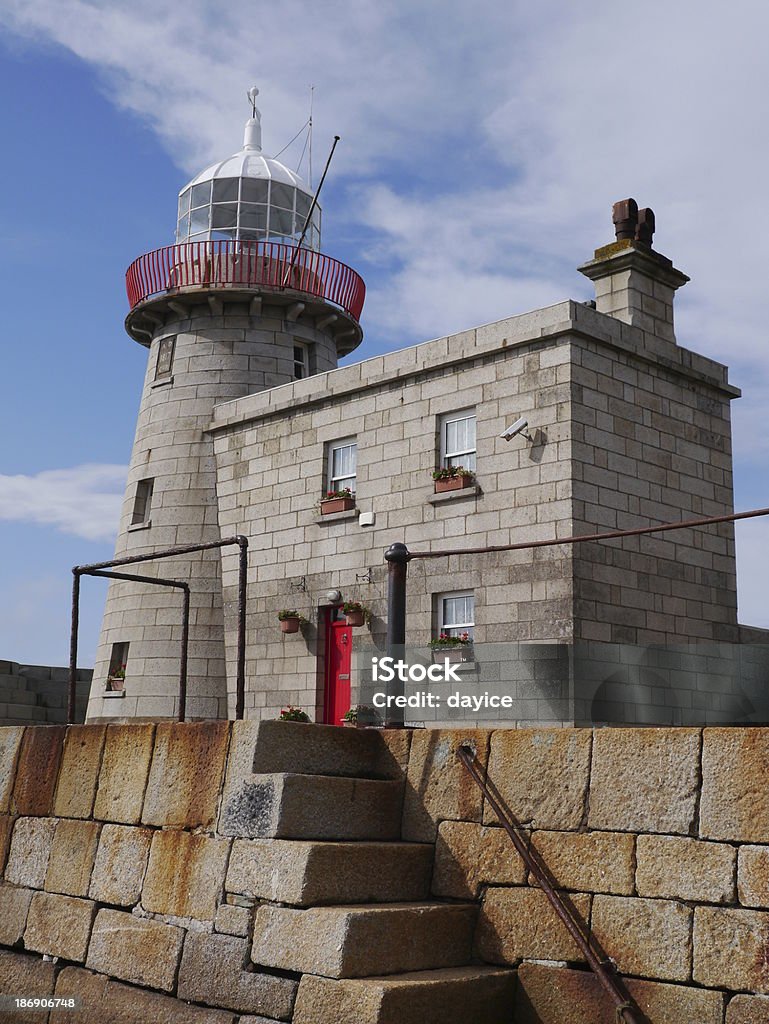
[1,1,768,666]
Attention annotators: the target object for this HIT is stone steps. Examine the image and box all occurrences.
[219,771,404,840]
[250,719,404,779]
[226,838,434,905]
[252,901,478,978]
[292,965,517,1024]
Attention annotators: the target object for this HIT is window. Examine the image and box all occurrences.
[293,342,309,380]
[107,641,129,683]
[440,410,476,471]
[327,438,357,494]
[155,336,176,380]
[131,479,154,525]
[437,592,475,639]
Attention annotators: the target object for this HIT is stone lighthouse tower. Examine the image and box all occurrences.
[86,90,365,722]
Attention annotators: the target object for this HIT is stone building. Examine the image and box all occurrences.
[87,98,757,726]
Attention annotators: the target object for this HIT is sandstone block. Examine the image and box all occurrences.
[292,966,517,1024]
[636,834,735,903]
[482,729,591,832]
[24,891,95,962]
[86,908,184,992]
[54,966,237,1024]
[591,894,691,982]
[53,724,107,818]
[142,721,230,829]
[45,818,101,896]
[476,886,591,964]
[515,962,725,1024]
[0,949,56,1024]
[142,830,230,921]
[219,772,403,841]
[89,823,153,905]
[178,931,297,1018]
[215,903,251,937]
[226,838,432,905]
[0,882,33,944]
[701,729,769,842]
[0,727,24,813]
[530,830,635,895]
[10,725,66,815]
[0,814,15,873]
[5,816,57,888]
[93,723,155,824]
[588,728,700,834]
[253,901,476,978]
[433,821,526,898]
[739,846,769,908]
[694,906,769,993]
[402,729,492,842]
[727,994,769,1022]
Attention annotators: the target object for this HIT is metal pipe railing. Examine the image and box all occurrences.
[69,535,248,723]
[457,744,643,1024]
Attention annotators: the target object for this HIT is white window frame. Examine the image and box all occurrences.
[439,409,476,471]
[293,341,309,380]
[326,438,357,494]
[131,478,154,526]
[436,591,475,639]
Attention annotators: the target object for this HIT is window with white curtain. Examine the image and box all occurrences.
[439,410,476,471]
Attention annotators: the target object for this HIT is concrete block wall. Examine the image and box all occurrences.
[3,722,769,1021]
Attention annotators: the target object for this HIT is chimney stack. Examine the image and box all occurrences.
[578,199,689,343]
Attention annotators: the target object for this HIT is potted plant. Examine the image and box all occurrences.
[319,487,355,515]
[342,600,368,627]
[430,632,474,663]
[107,664,126,691]
[278,705,311,722]
[342,705,382,729]
[278,610,304,634]
[432,466,475,493]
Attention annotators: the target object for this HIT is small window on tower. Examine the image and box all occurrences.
[155,336,176,380]
[107,641,129,688]
[131,479,154,526]
[293,343,309,380]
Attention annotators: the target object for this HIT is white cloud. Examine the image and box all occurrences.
[0,464,125,541]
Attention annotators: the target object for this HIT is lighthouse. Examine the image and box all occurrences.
[86,90,365,722]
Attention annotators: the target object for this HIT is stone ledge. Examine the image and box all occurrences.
[313,507,359,525]
[427,485,482,505]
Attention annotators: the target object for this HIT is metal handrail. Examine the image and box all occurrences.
[125,240,366,322]
[457,745,643,1024]
[69,536,248,723]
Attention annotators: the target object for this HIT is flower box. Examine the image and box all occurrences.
[345,610,365,627]
[320,496,356,515]
[280,616,301,634]
[432,646,473,664]
[434,476,473,493]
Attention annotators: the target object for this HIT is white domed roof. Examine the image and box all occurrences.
[183,124,311,194]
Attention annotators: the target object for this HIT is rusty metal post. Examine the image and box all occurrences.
[236,536,248,720]
[68,569,81,724]
[384,542,410,728]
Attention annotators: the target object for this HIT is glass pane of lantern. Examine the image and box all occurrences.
[239,205,268,231]
[270,208,295,236]
[212,177,239,203]
[211,204,238,229]
[189,207,210,233]
[177,215,190,239]
[295,192,311,220]
[270,182,295,210]
[190,181,212,208]
[178,189,191,216]
[241,179,269,204]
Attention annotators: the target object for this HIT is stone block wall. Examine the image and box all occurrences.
[0,662,90,727]
[208,299,741,722]
[2,722,769,1021]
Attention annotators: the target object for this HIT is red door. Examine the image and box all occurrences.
[324,608,352,725]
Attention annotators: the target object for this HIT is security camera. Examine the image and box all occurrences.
[500,417,531,442]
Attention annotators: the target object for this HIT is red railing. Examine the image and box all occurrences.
[125,240,366,322]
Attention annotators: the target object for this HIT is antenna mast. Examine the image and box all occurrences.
[282,134,341,288]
